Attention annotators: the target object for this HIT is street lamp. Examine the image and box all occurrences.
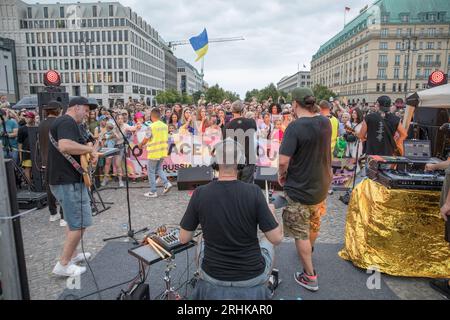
[76,35,93,97]
[400,35,418,100]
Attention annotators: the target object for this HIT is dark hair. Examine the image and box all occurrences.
[295,96,317,113]
[270,103,282,114]
[351,108,364,124]
[150,108,161,119]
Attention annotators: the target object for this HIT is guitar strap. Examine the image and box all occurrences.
[48,132,86,176]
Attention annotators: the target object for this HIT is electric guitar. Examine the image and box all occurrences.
[80,140,100,188]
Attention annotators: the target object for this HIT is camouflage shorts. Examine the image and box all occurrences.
[282,195,326,241]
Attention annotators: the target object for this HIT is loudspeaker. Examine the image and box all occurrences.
[37,91,69,119]
[177,166,213,191]
[413,108,449,158]
[254,166,283,191]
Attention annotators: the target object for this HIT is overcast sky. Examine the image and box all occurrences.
[35,0,371,97]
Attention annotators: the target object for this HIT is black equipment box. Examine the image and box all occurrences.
[177,166,213,190]
[254,166,283,191]
[369,168,445,190]
[16,190,47,209]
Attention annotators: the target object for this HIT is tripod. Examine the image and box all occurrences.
[160,258,182,300]
[103,115,148,244]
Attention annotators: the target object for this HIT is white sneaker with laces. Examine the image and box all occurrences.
[71,252,92,264]
[101,178,108,187]
[49,214,61,222]
[59,219,68,227]
[144,192,158,198]
[163,183,173,195]
[52,262,86,277]
[119,180,125,188]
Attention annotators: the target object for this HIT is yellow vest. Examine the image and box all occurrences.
[328,116,339,154]
[147,120,169,160]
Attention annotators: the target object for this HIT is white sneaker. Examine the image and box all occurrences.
[71,252,92,264]
[49,215,61,222]
[101,178,108,187]
[60,219,68,227]
[144,192,158,198]
[52,262,86,277]
[119,180,125,188]
[163,183,173,195]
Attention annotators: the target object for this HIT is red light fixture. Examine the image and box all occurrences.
[43,70,61,87]
[428,70,448,88]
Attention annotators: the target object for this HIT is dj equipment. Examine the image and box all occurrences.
[177,166,213,191]
[367,155,445,190]
[151,228,182,252]
[254,166,283,191]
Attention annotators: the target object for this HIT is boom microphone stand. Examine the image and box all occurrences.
[103,115,148,244]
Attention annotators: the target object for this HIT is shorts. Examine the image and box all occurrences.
[282,195,326,241]
[50,183,92,231]
[22,159,32,168]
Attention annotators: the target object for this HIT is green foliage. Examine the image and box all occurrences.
[155,89,182,104]
[312,84,337,102]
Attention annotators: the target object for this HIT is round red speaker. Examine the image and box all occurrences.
[429,71,445,86]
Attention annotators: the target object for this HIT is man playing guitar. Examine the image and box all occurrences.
[48,97,98,277]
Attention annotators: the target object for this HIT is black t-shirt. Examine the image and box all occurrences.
[224,118,258,165]
[38,117,57,167]
[279,116,332,205]
[17,126,31,161]
[180,180,278,281]
[48,115,86,185]
[365,112,400,156]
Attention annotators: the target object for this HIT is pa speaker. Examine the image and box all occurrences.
[177,166,213,191]
[37,91,69,119]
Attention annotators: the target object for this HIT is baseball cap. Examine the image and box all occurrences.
[24,111,35,119]
[291,87,314,103]
[44,100,63,110]
[69,96,97,110]
[376,95,391,111]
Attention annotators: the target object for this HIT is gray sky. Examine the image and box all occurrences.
[35,0,370,97]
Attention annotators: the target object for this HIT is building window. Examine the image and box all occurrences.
[44,7,48,18]
[427,42,434,49]
[398,83,402,92]
[60,7,64,18]
[381,28,388,37]
[395,55,401,66]
[376,83,380,92]
[92,6,97,17]
[394,68,400,79]
[393,83,397,92]
[377,69,386,79]
[379,42,388,50]
[401,14,410,23]
[109,5,114,16]
[424,69,432,77]
[27,7,32,18]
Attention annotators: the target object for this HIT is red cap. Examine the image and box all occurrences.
[24,111,35,119]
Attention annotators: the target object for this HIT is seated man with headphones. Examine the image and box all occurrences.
[179,138,283,299]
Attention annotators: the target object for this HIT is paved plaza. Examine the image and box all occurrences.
[20,181,446,300]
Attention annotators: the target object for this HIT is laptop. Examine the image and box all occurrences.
[403,140,440,164]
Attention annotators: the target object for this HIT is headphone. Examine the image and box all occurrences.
[210,138,246,171]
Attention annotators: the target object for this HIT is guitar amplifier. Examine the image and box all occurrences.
[177,166,213,190]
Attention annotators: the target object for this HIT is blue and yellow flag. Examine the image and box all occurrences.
[189,28,209,62]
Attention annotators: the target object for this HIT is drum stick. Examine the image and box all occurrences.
[148,238,172,258]
[146,237,165,259]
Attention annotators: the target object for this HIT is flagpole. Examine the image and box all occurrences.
[201,57,205,85]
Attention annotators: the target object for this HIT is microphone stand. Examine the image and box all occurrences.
[103,115,148,244]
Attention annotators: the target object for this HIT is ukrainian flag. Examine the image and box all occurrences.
[189,28,209,62]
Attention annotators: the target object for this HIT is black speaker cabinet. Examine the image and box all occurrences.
[177,166,213,190]
[37,91,69,119]
[413,108,450,158]
[254,166,283,191]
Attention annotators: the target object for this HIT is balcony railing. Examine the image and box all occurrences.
[378,61,388,67]
[417,61,441,67]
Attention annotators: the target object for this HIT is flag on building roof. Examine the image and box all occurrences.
[345,7,351,12]
[189,28,209,62]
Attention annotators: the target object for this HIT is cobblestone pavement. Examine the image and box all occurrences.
[20,182,445,300]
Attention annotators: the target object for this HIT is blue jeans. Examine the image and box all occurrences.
[147,159,169,193]
[197,237,275,287]
[3,149,19,165]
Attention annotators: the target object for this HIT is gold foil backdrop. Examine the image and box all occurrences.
[339,179,450,278]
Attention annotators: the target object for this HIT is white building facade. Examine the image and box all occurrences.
[0,0,165,107]
[177,58,203,95]
[277,71,312,93]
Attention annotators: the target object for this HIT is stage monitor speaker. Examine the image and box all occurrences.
[254,166,283,191]
[412,108,450,158]
[37,91,69,119]
[177,166,213,191]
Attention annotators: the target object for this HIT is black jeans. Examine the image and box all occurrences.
[45,169,63,218]
[238,164,256,184]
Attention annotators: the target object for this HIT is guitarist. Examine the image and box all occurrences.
[48,97,98,277]
[358,95,407,157]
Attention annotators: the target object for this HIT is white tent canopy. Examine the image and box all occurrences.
[403,84,450,129]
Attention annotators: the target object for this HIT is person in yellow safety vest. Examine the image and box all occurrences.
[138,108,173,198]
[319,100,339,155]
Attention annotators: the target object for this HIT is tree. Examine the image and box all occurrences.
[192,91,203,104]
[258,83,279,102]
[155,91,167,104]
[224,90,240,102]
[245,89,260,102]
[313,84,337,102]
[181,92,193,105]
[206,84,226,104]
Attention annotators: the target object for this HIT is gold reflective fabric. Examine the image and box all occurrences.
[339,179,450,278]
[146,120,168,160]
